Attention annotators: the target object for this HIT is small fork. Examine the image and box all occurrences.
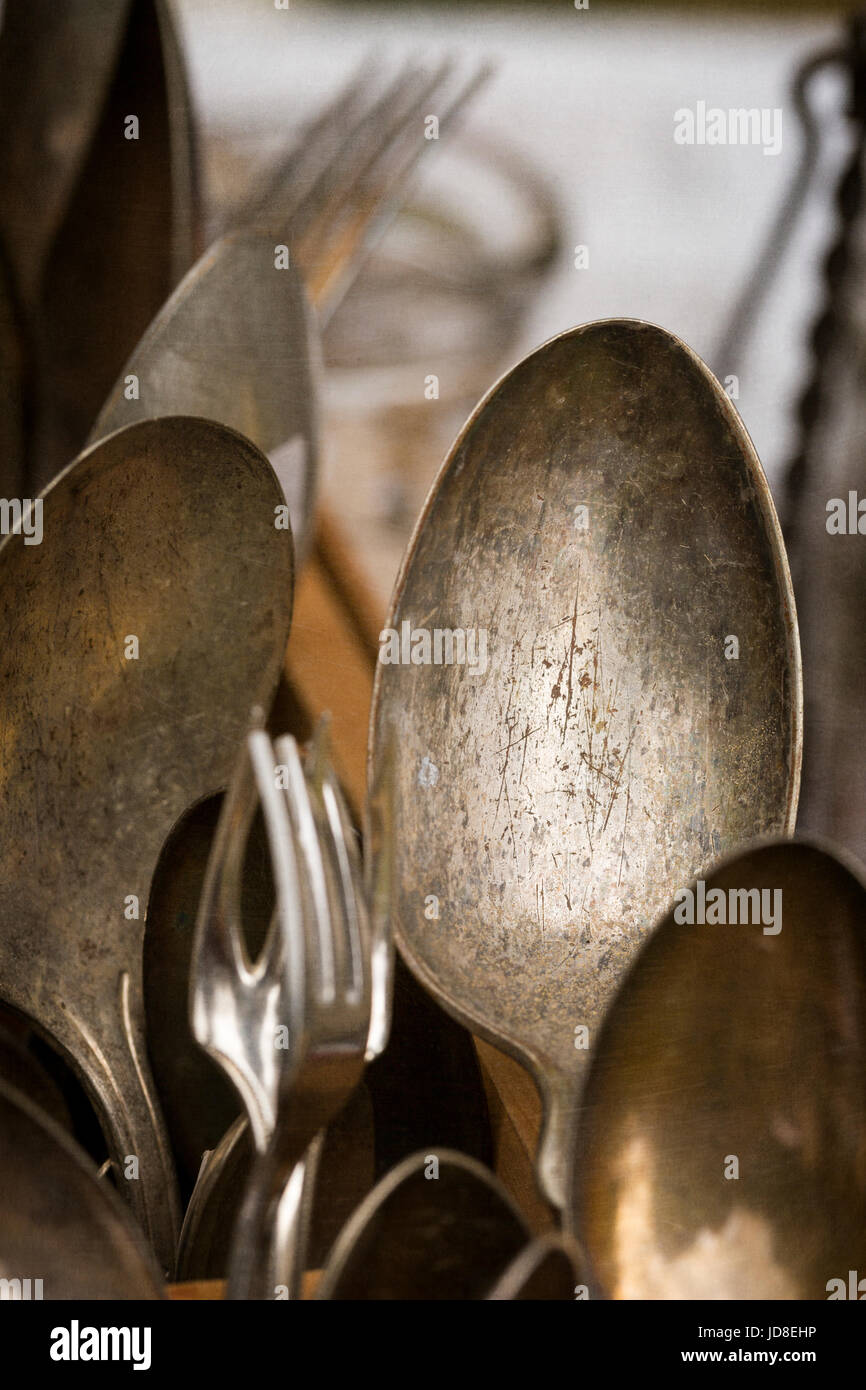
[190,714,382,1299]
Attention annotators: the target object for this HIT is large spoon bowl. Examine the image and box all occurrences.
[573,840,866,1298]
[0,416,293,1270]
[369,320,801,1213]
[0,1078,164,1299]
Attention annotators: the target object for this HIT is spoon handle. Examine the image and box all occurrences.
[536,1072,578,1221]
[42,970,181,1276]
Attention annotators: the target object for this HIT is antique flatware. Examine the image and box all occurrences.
[191,724,382,1298]
[144,795,247,1199]
[0,416,293,1272]
[572,840,866,1299]
[369,319,802,1215]
[89,62,486,560]
[316,1149,528,1300]
[90,239,319,563]
[0,1078,163,1299]
[0,0,200,490]
[175,1082,376,1282]
[486,1232,580,1300]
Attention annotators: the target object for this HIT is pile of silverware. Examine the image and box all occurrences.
[0,1,864,1303]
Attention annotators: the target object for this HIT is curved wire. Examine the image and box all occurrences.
[713,44,847,379]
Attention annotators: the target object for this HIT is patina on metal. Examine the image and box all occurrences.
[573,840,866,1299]
[316,1149,529,1300]
[369,319,802,1216]
[89,244,319,562]
[0,1078,164,1299]
[0,416,293,1273]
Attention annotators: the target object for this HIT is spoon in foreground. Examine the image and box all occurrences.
[0,416,293,1271]
[573,840,866,1298]
[369,319,801,1216]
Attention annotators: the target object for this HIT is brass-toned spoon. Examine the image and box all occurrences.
[316,1149,529,1300]
[573,840,866,1299]
[369,319,801,1216]
[0,416,293,1272]
[0,1078,164,1299]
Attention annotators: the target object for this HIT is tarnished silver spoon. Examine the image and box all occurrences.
[0,416,293,1271]
[369,319,801,1215]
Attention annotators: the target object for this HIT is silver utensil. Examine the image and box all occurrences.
[0,1078,163,1299]
[316,1148,528,1300]
[572,839,866,1299]
[369,318,802,1217]
[486,1232,580,1300]
[190,721,381,1298]
[0,416,293,1272]
[89,62,487,560]
[91,240,319,562]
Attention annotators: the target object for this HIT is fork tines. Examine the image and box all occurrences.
[190,718,371,1156]
[242,57,492,320]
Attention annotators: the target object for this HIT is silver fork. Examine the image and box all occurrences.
[178,724,395,1289]
[244,58,491,323]
[190,716,380,1298]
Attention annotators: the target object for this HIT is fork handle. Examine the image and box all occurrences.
[226,1134,319,1299]
[272,1132,325,1299]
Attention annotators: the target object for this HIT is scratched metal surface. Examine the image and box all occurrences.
[0,417,293,1271]
[89,239,319,561]
[573,842,866,1298]
[370,319,801,1206]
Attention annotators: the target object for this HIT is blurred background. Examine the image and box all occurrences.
[179,0,850,606]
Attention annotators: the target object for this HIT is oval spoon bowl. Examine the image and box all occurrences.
[370,319,801,1211]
